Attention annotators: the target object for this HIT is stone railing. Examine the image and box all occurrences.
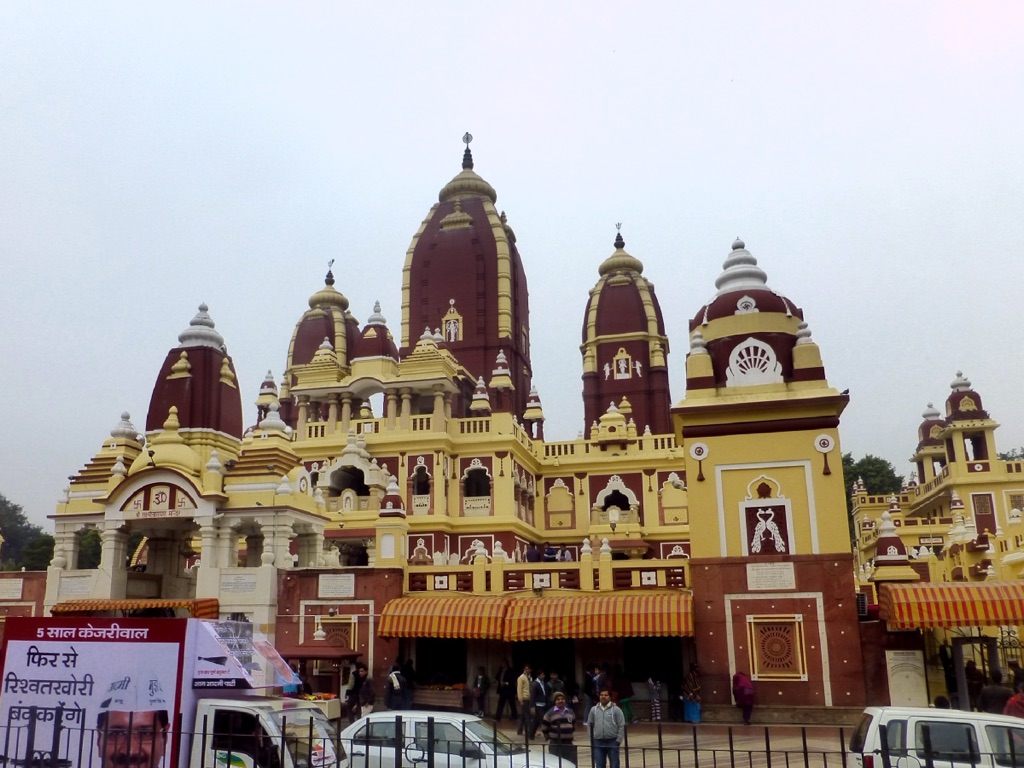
[404,551,690,595]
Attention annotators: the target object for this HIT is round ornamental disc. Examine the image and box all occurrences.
[689,442,709,460]
[814,434,835,453]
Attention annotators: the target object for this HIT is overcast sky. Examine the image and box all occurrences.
[2,2,1022,529]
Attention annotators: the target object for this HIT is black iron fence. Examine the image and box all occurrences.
[6,712,1022,768]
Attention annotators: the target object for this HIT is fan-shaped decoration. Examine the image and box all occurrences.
[726,338,783,386]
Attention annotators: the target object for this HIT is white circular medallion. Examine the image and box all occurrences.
[689,442,709,460]
[814,434,835,454]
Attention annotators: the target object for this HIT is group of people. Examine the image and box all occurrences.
[677,663,755,725]
[508,662,626,768]
[524,542,575,562]
[931,647,1024,718]
[344,658,418,721]
[934,658,1024,717]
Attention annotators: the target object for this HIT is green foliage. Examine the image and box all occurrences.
[843,453,904,544]
[843,453,904,508]
[22,534,54,571]
[76,529,101,570]
[999,447,1024,461]
[0,493,50,570]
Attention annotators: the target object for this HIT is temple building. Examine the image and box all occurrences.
[851,372,1024,706]
[31,139,875,713]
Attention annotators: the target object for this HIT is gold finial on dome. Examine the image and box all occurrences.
[439,133,497,203]
[598,224,644,276]
[307,261,350,311]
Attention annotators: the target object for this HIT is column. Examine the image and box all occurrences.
[386,391,398,431]
[199,523,218,568]
[297,397,309,438]
[340,394,353,433]
[275,523,295,569]
[218,528,234,568]
[433,385,445,430]
[312,531,325,567]
[327,394,339,433]
[400,389,412,430]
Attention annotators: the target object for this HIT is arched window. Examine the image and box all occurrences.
[601,489,631,512]
[412,466,431,495]
[329,467,369,498]
[464,468,491,498]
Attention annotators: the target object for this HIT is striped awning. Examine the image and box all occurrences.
[503,591,693,641]
[378,595,511,639]
[51,598,220,619]
[878,582,1024,630]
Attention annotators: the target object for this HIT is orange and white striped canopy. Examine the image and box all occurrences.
[503,591,693,641]
[50,597,220,619]
[878,582,1024,630]
[378,594,511,639]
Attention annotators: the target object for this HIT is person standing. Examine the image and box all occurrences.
[1009,660,1024,692]
[346,663,366,723]
[965,660,986,710]
[612,665,636,723]
[732,670,755,725]
[587,689,625,768]
[516,664,533,735]
[401,658,416,710]
[542,691,577,763]
[384,664,407,710]
[647,677,662,722]
[494,662,518,721]
[357,665,376,718]
[681,663,702,723]
[473,666,490,718]
[582,663,597,722]
[978,669,1014,714]
[549,670,566,698]
[530,670,550,739]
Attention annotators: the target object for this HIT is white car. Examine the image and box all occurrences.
[849,706,1024,768]
[337,711,575,768]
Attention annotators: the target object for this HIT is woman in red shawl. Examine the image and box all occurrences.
[1004,682,1024,718]
[732,671,755,725]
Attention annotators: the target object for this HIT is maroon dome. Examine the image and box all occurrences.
[916,402,946,450]
[288,269,357,370]
[351,302,399,361]
[945,371,989,421]
[401,145,532,415]
[685,239,823,389]
[145,304,243,437]
[691,288,801,329]
[580,231,672,434]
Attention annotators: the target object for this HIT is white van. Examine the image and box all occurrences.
[849,707,1024,768]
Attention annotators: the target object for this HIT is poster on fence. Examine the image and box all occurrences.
[0,616,186,768]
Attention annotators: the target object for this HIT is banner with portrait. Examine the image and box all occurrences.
[0,617,186,768]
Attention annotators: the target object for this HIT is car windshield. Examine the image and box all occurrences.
[270,707,340,767]
[461,719,518,756]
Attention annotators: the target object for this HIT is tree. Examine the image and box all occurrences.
[0,493,48,570]
[843,453,904,507]
[999,447,1024,461]
[76,529,101,570]
[21,534,54,571]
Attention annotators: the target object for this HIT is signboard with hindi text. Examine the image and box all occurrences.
[0,617,188,768]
